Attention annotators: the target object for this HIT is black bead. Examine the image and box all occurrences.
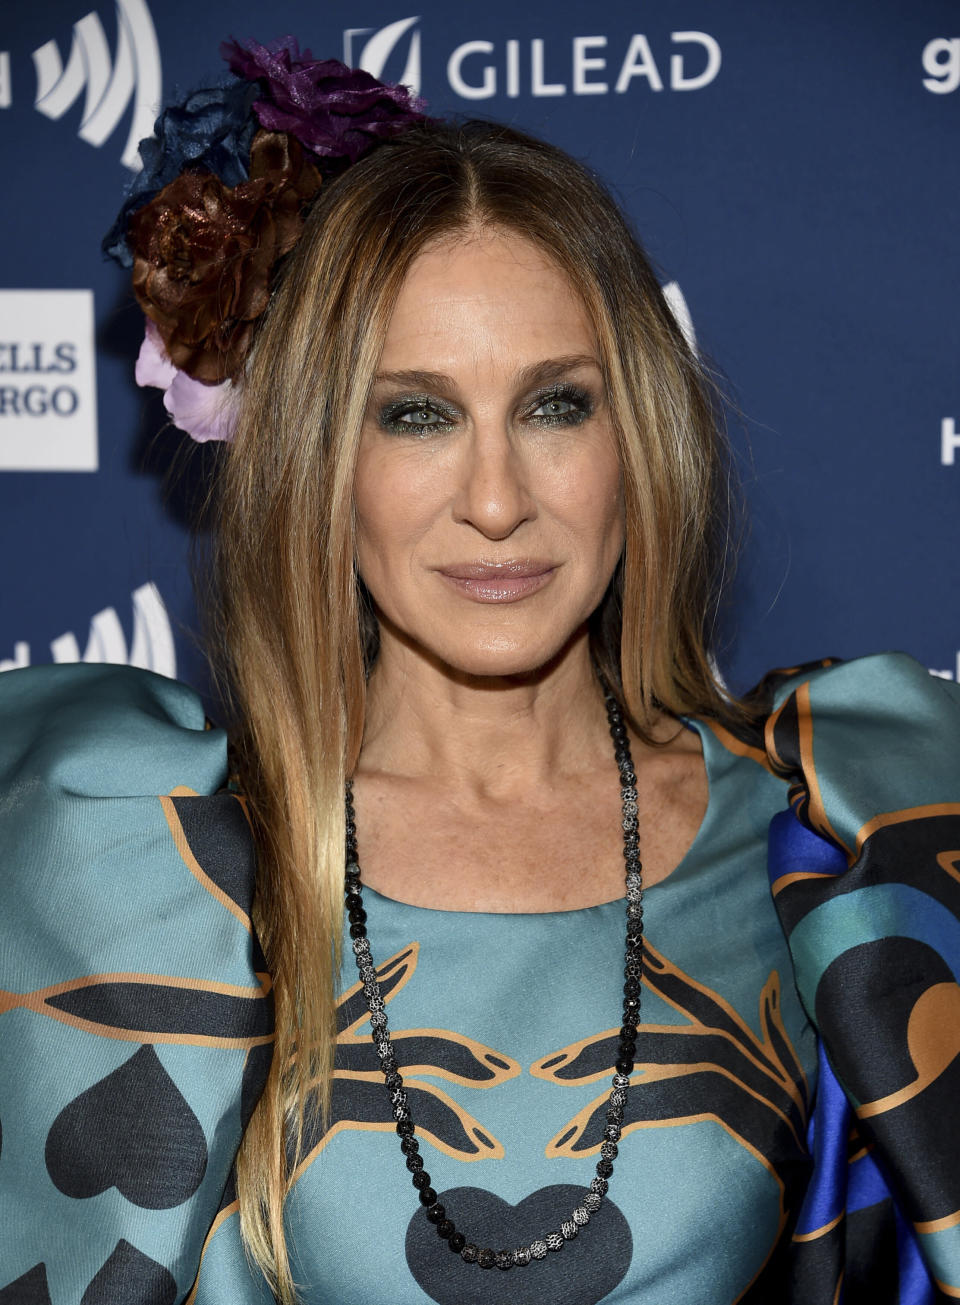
[625,933,643,952]
[400,1136,419,1156]
[623,996,640,1016]
[381,1054,398,1075]
[449,1232,466,1253]
[344,892,363,911]
[623,978,640,997]
[478,1249,496,1269]
[396,1118,414,1136]
[618,1041,636,1061]
[348,922,367,939]
[348,907,367,925]
[437,1219,455,1239]
[419,1186,437,1206]
[412,1170,432,1190]
[596,1159,614,1178]
[619,1024,637,1040]
[426,1203,445,1224]
[616,1057,634,1075]
[406,1154,424,1173]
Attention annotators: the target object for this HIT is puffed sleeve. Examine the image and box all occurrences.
[761,653,960,1301]
[0,663,273,1304]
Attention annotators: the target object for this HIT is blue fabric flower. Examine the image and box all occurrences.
[103,77,259,268]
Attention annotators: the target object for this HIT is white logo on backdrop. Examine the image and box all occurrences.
[930,655,960,682]
[0,290,98,472]
[662,282,696,353]
[344,19,720,100]
[922,38,960,93]
[0,583,177,678]
[940,417,959,465]
[31,0,161,170]
[345,16,421,95]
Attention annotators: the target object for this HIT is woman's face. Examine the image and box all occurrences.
[353,229,625,679]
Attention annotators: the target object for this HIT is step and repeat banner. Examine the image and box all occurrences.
[1,1,958,697]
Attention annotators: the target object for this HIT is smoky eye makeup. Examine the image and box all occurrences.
[375,393,460,435]
[524,382,596,427]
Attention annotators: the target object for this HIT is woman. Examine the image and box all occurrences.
[1,39,958,1305]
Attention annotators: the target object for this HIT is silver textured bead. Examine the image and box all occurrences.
[572,1205,590,1226]
[622,799,638,817]
[366,994,385,1016]
[358,963,377,984]
[610,1089,627,1109]
[601,1140,618,1160]
[546,1232,564,1252]
[530,1240,547,1261]
[620,786,637,801]
[583,1191,602,1213]
[590,1177,609,1197]
[561,1220,577,1240]
[512,1246,531,1267]
[370,1011,388,1033]
[373,1037,390,1059]
[625,872,642,898]
[627,901,643,919]
[351,936,371,957]
[612,1073,631,1090]
[461,1244,478,1264]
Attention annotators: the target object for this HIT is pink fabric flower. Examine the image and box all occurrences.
[135,320,238,443]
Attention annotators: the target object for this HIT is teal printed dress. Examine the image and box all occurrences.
[0,655,958,1303]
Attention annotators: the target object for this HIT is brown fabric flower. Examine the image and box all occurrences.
[128,130,321,383]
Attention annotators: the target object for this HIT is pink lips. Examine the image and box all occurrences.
[437,560,556,603]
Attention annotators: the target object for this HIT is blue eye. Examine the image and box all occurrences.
[528,385,593,427]
[379,397,454,435]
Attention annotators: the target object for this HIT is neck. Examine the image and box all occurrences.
[359,626,613,795]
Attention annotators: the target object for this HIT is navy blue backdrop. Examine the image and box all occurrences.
[2,1,958,698]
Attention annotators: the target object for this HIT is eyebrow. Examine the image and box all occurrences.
[373,354,602,392]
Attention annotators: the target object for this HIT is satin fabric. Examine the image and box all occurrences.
[0,654,957,1303]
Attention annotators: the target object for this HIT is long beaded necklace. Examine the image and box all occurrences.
[343,685,643,1272]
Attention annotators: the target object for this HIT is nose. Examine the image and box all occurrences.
[451,423,536,540]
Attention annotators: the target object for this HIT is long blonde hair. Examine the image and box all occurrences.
[207,119,740,1299]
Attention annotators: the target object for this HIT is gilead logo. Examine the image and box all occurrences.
[344,20,721,100]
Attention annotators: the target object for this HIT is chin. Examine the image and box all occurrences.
[430,631,579,682]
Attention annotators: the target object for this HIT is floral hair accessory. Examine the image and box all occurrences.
[105,37,427,442]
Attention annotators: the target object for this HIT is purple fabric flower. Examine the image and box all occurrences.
[136,321,238,443]
[221,36,427,162]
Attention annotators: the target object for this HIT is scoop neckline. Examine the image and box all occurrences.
[358,716,715,919]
